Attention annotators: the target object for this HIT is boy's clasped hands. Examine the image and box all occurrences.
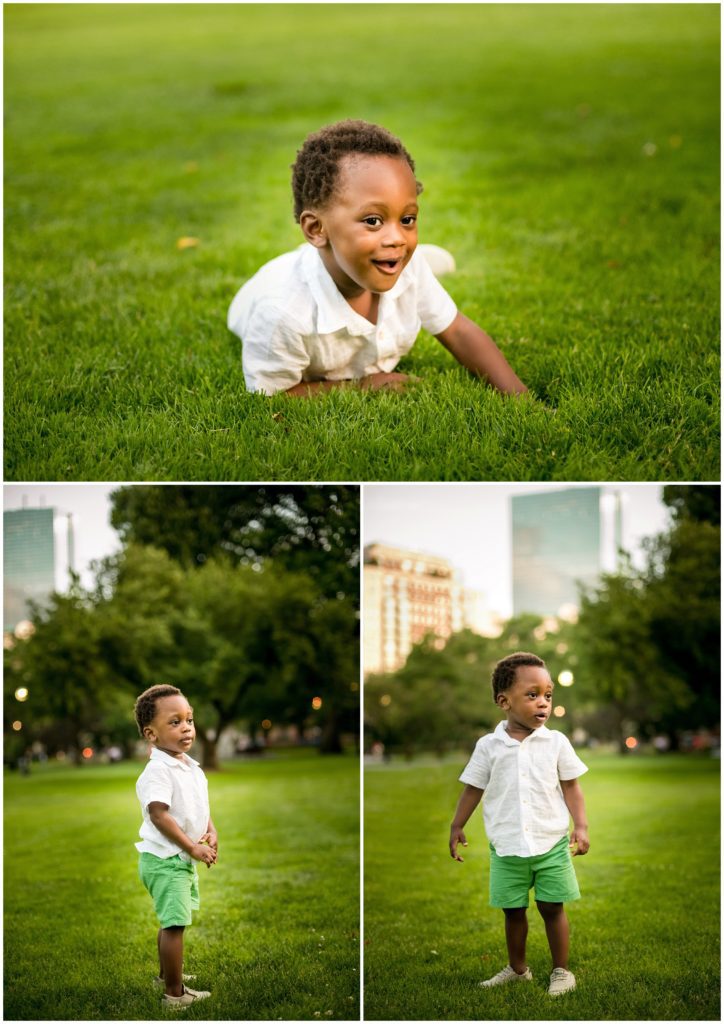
[193,831,218,868]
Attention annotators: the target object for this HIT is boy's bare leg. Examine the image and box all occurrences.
[503,907,528,973]
[536,901,569,969]
[159,925,185,996]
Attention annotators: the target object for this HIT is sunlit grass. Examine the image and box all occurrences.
[364,752,720,1020]
[4,752,359,1020]
[4,3,719,481]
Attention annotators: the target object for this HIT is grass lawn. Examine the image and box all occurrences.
[364,752,720,1020]
[4,751,360,1021]
[4,4,719,482]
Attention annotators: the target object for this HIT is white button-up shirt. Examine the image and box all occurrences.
[459,721,588,858]
[227,243,457,395]
[135,747,210,862]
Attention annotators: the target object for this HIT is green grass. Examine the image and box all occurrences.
[364,752,720,1020]
[4,751,359,1020]
[4,4,719,481]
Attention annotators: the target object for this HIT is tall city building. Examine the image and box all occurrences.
[363,543,499,675]
[4,507,56,631]
[511,487,610,617]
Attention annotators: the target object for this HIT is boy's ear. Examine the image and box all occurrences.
[143,725,156,743]
[496,692,509,709]
[299,210,327,248]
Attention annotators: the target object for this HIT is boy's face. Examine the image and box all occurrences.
[497,666,554,733]
[305,154,419,299]
[144,695,195,758]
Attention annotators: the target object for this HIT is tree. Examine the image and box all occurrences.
[107,487,361,760]
[576,570,692,751]
[101,545,358,767]
[109,485,360,600]
[4,586,126,763]
[644,489,720,738]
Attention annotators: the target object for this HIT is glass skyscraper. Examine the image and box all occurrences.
[4,507,55,631]
[511,488,602,617]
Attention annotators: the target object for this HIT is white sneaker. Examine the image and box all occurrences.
[548,967,576,996]
[480,964,533,987]
[418,243,456,277]
[161,985,210,1009]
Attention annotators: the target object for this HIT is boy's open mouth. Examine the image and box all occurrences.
[372,257,403,274]
[535,713,548,721]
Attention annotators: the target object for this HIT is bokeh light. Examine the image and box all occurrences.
[261,719,272,730]
[625,736,638,750]
[12,721,22,732]
[82,747,94,759]
[553,706,566,717]
[14,687,29,702]
[558,670,574,687]
[380,694,392,707]
[311,696,323,710]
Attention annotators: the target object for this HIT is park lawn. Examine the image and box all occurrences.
[364,752,720,1021]
[4,751,360,1021]
[4,3,719,482]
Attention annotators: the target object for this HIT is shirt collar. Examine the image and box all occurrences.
[494,720,552,745]
[149,746,199,770]
[301,243,415,335]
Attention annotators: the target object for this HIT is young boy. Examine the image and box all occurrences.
[227,119,527,397]
[134,684,218,1009]
[449,652,589,997]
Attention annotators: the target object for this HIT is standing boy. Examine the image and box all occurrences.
[449,652,590,996]
[134,684,218,1009]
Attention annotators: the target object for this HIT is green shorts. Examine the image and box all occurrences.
[489,836,580,909]
[138,852,199,928]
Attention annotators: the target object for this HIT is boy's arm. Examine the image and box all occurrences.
[148,801,217,866]
[435,312,528,395]
[449,783,484,862]
[285,373,414,396]
[560,779,590,855]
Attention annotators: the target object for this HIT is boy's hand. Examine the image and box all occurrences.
[200,830,218,852]
[449,825,468,862]
[360,372,420,392]
[569,827,590,856]
[190,842,218,868]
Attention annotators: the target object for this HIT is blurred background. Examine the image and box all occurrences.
[363,483,719,758]
[4,484,360,772]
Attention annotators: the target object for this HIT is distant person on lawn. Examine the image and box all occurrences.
[449,652,590,997]
[134,685,218,1009]
[227,119,527,396]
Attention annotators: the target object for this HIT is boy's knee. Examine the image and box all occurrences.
[503,906,528,919]
[536,900,564,919]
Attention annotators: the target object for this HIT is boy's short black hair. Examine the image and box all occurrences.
[492,652,546,701]
[290,119,422,223]
[134,684,183,737]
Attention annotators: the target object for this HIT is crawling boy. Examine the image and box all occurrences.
[449,652,590,997]
[134,684,218,1009]
[227,119,527,397]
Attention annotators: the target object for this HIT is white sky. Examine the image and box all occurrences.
[363,483,672,618]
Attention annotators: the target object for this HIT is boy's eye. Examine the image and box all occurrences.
[401,215,417,226]
[363,216,382,227]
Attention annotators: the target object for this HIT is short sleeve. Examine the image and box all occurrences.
[139,764,173,811]
[413,251,457,336]
[458,737,491,790]
[239,302,311,395]
[557,734,589,781]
